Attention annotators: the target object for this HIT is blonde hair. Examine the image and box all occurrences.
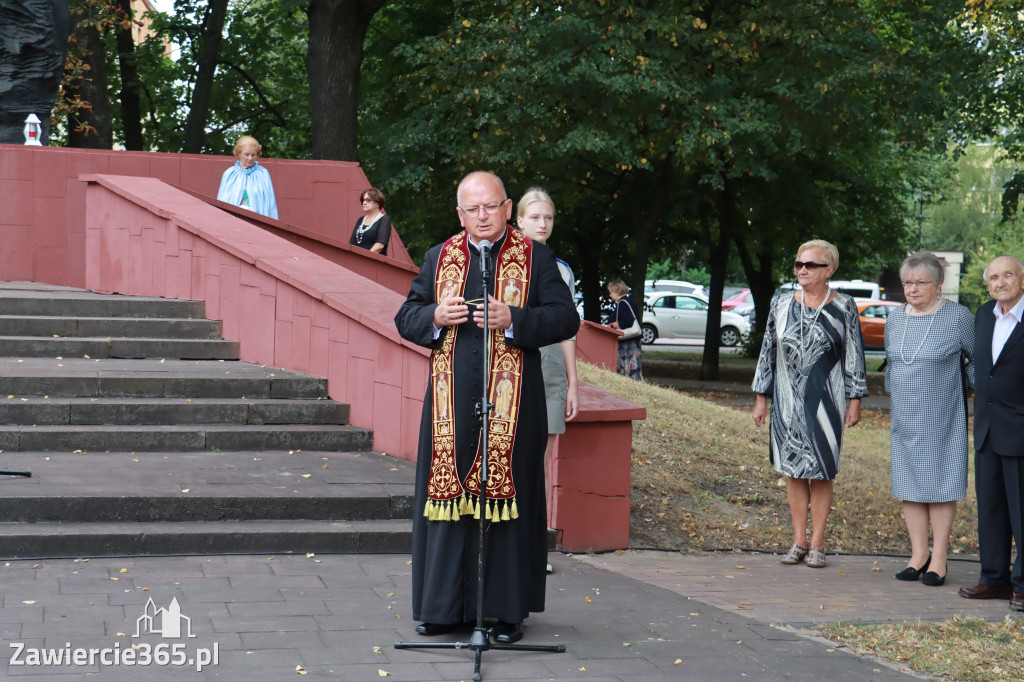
[607,279,629,296]
[796,239,839,272]
[517,187,554,217]
[233,135,262,157]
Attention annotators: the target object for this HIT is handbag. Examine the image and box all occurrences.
[618,299,642,340]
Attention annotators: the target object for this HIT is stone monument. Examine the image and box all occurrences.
[0,0,70,145]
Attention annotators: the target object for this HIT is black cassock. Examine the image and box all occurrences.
[394,230,579,624]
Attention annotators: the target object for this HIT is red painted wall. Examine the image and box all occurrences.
[83,174,429,460]
[0,143,410,287]
[1,143,645,552]
[575,320,620,371]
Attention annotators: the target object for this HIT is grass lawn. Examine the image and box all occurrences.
[578,360,1024,681]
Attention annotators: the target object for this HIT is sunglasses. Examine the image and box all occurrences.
[794,261,830,271]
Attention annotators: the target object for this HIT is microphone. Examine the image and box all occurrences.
[478,240,492,273]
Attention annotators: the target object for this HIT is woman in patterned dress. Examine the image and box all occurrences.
[752,240,868,568]
[885,251,974,587]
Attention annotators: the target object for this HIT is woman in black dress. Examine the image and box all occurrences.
[349,188,393,255]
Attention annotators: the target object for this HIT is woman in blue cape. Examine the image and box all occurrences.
[216,135,278,220]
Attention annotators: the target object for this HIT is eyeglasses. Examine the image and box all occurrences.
[794,261,830,271]
[458,200,508,215]
[901,280,934,289]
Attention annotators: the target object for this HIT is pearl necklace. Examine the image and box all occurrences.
[899,299,943,365]
[798,290,830,362]
[356,212,381,239]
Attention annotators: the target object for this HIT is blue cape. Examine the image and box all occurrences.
[216,161,279,220]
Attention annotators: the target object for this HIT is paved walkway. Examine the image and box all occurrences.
[1,547,1015,681]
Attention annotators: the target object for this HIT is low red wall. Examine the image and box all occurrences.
[575,320,619,371]
[83,174,429,460]
[550,384,645,552]
[0,143,410,287]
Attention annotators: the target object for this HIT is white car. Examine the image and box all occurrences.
[778,280,882,301]
[644,279,707,297]
[641,292,750,346]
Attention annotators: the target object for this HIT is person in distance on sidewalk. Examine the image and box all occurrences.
[959,256,1024,610]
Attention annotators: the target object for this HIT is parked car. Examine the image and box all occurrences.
[722,288,753,310]
[575,292,616,324]
[731,302,756,328]
[778,279,883,301]
[857,299,901,349]
[641,292,750,346]
[644,279,706,297]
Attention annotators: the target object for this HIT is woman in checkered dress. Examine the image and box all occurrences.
[885,251,975,587]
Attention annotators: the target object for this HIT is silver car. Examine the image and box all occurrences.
[641,292,750,347]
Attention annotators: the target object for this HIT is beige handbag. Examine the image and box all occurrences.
[618,299,642,340]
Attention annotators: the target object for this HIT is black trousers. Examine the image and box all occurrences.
[975,436,1024,591]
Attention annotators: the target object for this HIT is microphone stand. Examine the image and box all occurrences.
[395,238,565,681]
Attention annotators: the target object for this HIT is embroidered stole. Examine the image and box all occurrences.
[425,229,532,523]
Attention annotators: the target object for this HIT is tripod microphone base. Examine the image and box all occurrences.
[395,628,565,681]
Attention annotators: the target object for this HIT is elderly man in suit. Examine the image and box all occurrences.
[959,255,1024,611]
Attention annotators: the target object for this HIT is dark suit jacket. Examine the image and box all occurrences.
[974,299,1024,457]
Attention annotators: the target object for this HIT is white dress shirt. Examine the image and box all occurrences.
[992,295,1024,364]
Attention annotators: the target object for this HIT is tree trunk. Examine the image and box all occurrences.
[182,0,229,153]
[700,177,736,381]
[307,0,387,161]
[116,0,143,150]
[733,237,775,335]
[67,22,112,149]
[627,160,675,323]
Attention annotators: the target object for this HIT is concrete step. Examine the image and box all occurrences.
[0,519,413,558]
[0,397,348,426]
[0,424,372,452]
[0,358,326,399]
[0,450,415,557]
[0,315,223,339]
[0,336,239,360]
[0,289,205,318]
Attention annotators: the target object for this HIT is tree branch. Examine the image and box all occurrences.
[220,60,292,128]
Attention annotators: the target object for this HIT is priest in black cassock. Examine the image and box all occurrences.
[394,171,579,644]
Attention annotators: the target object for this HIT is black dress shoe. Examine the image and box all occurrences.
[894,555,931,582]
[921,569,946,587]
[492,621,523,644]
[415,622,456,636]
[958,583,1014,600]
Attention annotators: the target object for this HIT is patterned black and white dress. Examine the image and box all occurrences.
[752,292,868,479]
[884,301,975,503]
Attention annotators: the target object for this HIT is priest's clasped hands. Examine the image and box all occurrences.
[433,294,512,330]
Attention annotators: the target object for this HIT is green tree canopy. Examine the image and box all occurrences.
[362,0,981,376]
